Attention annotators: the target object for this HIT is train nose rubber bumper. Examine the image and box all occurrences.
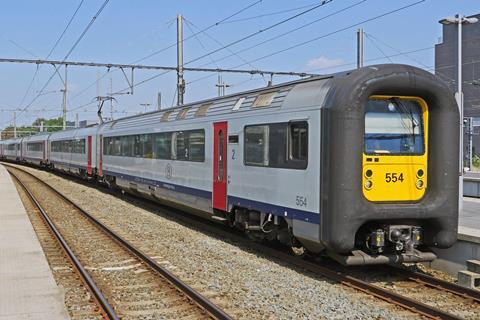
[319,65,459,256]
[328,250,437,266]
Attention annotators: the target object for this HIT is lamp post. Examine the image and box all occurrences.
[439,14,478,211]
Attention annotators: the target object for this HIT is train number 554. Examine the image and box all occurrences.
[385,172,404,183]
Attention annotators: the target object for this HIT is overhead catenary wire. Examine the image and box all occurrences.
[106,0,338,96]
[228,0,427,70]
[69,0,335,109]
[184,0,335,66]
[183,18,259,71]
[130,0,264,65]
[219,1,330,25]
[17,0,86,111]
[183,19,220,69]
[67,1,264,104]
[364,33,394,63]
[101,0,426,99]
[305,46,435,72]
[187,0,427,86]
[7,0,111,126]
[188,0,368,81]
[359,32,464,85]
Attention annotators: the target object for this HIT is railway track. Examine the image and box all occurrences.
[5,164,232,320]
[87,174,478,319]
[5,163,480,319]
[12,172,105,319]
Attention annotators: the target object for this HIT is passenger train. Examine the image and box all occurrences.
[0,64,459,265]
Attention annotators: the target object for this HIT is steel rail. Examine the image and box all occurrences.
[97,179,465,320]
[390,265,480,303]
[7,168,119,320]
[4,164,232,320]
[248,248,463,320]
[91,175,465,320]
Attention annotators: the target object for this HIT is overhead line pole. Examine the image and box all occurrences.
[357,28,364,68]
[177,15,185,106]
[63,65,68,130]
[13,111,17,138]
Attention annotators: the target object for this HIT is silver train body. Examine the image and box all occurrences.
[0,65,460,265]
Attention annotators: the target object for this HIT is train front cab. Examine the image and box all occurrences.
[360,95,429,257]
[320,65,459,265]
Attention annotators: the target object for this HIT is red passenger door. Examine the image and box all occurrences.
[87,136,93,175]
[213,122,227,211]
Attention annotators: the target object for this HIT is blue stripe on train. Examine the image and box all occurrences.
[228,196,319,224]
[103,169,320,224]
[103,169,212,199]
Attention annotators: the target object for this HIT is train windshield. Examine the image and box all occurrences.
[364,98,424,155]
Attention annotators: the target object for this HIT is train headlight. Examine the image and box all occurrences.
[416,169,424,178]
[416,179,424,189]
[364,180,373,190]
[365,169,373,178]
[412,227,422,244]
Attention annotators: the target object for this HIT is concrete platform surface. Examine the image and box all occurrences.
[0,165,69,320]
[429,197,480,276]
[460,197,480,242]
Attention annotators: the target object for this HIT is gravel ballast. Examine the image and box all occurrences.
[16,166,419,319]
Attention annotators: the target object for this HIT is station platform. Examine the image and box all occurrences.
[459,197,480,243]
[430,197,480,277]
[0,165,69,320]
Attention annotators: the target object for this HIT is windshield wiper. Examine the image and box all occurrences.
[391,98,418,145]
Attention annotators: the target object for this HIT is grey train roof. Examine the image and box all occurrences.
[2,64,448,140]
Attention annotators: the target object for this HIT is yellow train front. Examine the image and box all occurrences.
[320,64,459,265]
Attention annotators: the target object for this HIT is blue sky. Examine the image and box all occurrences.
[0,0,479,128]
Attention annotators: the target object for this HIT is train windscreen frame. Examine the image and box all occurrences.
[364,98,425,156]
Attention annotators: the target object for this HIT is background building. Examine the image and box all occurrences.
[436,13,480,169]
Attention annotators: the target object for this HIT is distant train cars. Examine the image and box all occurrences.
[0,64,460,265]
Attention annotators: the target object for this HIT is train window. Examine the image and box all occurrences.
[171,130,205,162]
[74,139,85,154]
[245,125,269,166]
[244,122,308,169]
[133,135,142,157]
[104,137,112,155]
[101,130,203,161]
[27,142,43,152]
[51,141,58,152]
[113,137,121,156]
[364,98,424,155]
[121,136,133,157]
[267,123,288,168]
[141,134,153,158]
[154,132,172,159]
[172,132,183,160]
[289,122,308,165]
[188,130,205,162]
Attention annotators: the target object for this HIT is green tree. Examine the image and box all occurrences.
[1,116,64,139]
